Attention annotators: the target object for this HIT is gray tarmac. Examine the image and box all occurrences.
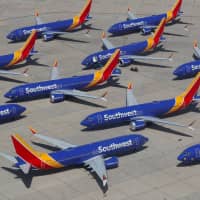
[0,0,200,199]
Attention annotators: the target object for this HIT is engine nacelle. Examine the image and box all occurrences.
[50,93,65,103]
[43,33,54,41]
[141,27,152,35]
[104,157,119,169]
[119,58,133,67]
[111,68,122,77]
[130,120,146,131]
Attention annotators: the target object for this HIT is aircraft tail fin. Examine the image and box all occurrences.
[11,134,43,172]
[78,0,92,25]
[19,30,37,60]
[180,72,200,107]
[145,18,166,50]
[167,0,183,22]
[97,49,120,83]
[86,49,120,88]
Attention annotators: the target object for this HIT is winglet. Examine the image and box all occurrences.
[101,91,108,101]
[29,127,37,134]
[128,7,131,12]
[101,31,106,39]
[34,10,39,17]
[53,59,58,68]
[193,40,198,48]
[127,83,133,89]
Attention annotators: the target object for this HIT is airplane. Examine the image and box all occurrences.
[173,41,200,79]
[4,49,120,103]
[6,0,92,42]
[0,128,148,190]
[0,30,37,77]
[177,144,200,164]
[81,19,172,69]
[81,72,200,131]
[0,104,26,123]
[108,0,183,36]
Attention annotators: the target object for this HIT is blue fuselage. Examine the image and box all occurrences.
[0,104,26,122]
[82,40,148,67]
[7,19,74,41]
[173,60,200,79]
[4,74,94,101]
[81,98,176,128]
[108,13,166,35]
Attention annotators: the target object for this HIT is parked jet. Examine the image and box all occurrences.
[0,129,148,190]
[81,72,200,131]
[178,144,200,164]
[0,104,26,123]
[82,19,172,69]
[0,30,37,77]
[6,0,92,41]
[108,0,183,35]
[173,41,200,79]
[4,49,120,103]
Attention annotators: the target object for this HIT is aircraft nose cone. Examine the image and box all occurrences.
[177,153,185,161]
[81,57,89,66]
[80,119,89,127]
[4,91,12,99]
[108,25,114,34]
[6,32,14,40]
[18,105,26,114]
[142,136,149,144]
[173,66,184,77]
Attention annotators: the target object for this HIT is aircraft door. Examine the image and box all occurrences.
[195,148,200,158]
[97,114,103,124]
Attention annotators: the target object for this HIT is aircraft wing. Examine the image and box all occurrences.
[51,89,107,101]
[121,54,173,61]
[126,83,138,106]
[101,32,115,50]
[50,60,60,80]
[127,8,137,20]
[34,11,43,25]
[84,155,108,187]
[29,128,76,150]
[0,69,28,77]
[132,116,194,130]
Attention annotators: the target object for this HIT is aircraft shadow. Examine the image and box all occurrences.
[0,76,27,83]
[163,32,187,37]
[32,142,60,152]
[148,123,193,138]
[177,161,200,167]
[0,115,26,124]
[56,36,89,43]
[133,61,172,69]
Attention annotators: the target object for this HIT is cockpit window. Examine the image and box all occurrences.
[92,56,98,63]
[87,117,93,122]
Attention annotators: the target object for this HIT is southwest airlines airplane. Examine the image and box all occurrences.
[81,72,200,131]
[82,19,172,68]
[4,50,120,103]
[6,0,92,41]
[0,30,37,77]
[173,41,200,79]
[108,0,183,35]
[0,104,25,123]
[0,129,148,191]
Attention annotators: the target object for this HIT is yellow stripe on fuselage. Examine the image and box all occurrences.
[166,11,173,22]
[166,95,184,114]
[85,71,103,88]
[144,38,154,51]
[68,16,80,30]
[6,50,22,67]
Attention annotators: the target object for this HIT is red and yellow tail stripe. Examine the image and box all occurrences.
[166,0,183,22]
[6,30,37,67]
[145,18,166,51]
[86,49,120,88]
[68,0,92,30]
[11,134,63,170]
[167,72,200,114]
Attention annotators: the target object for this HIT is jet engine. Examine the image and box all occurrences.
[119,58,133,67]
[104,157,119,169]
[130,120,146,130]
[43,33,54,41]
[141,27,152,35]
[50,93,65,103]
